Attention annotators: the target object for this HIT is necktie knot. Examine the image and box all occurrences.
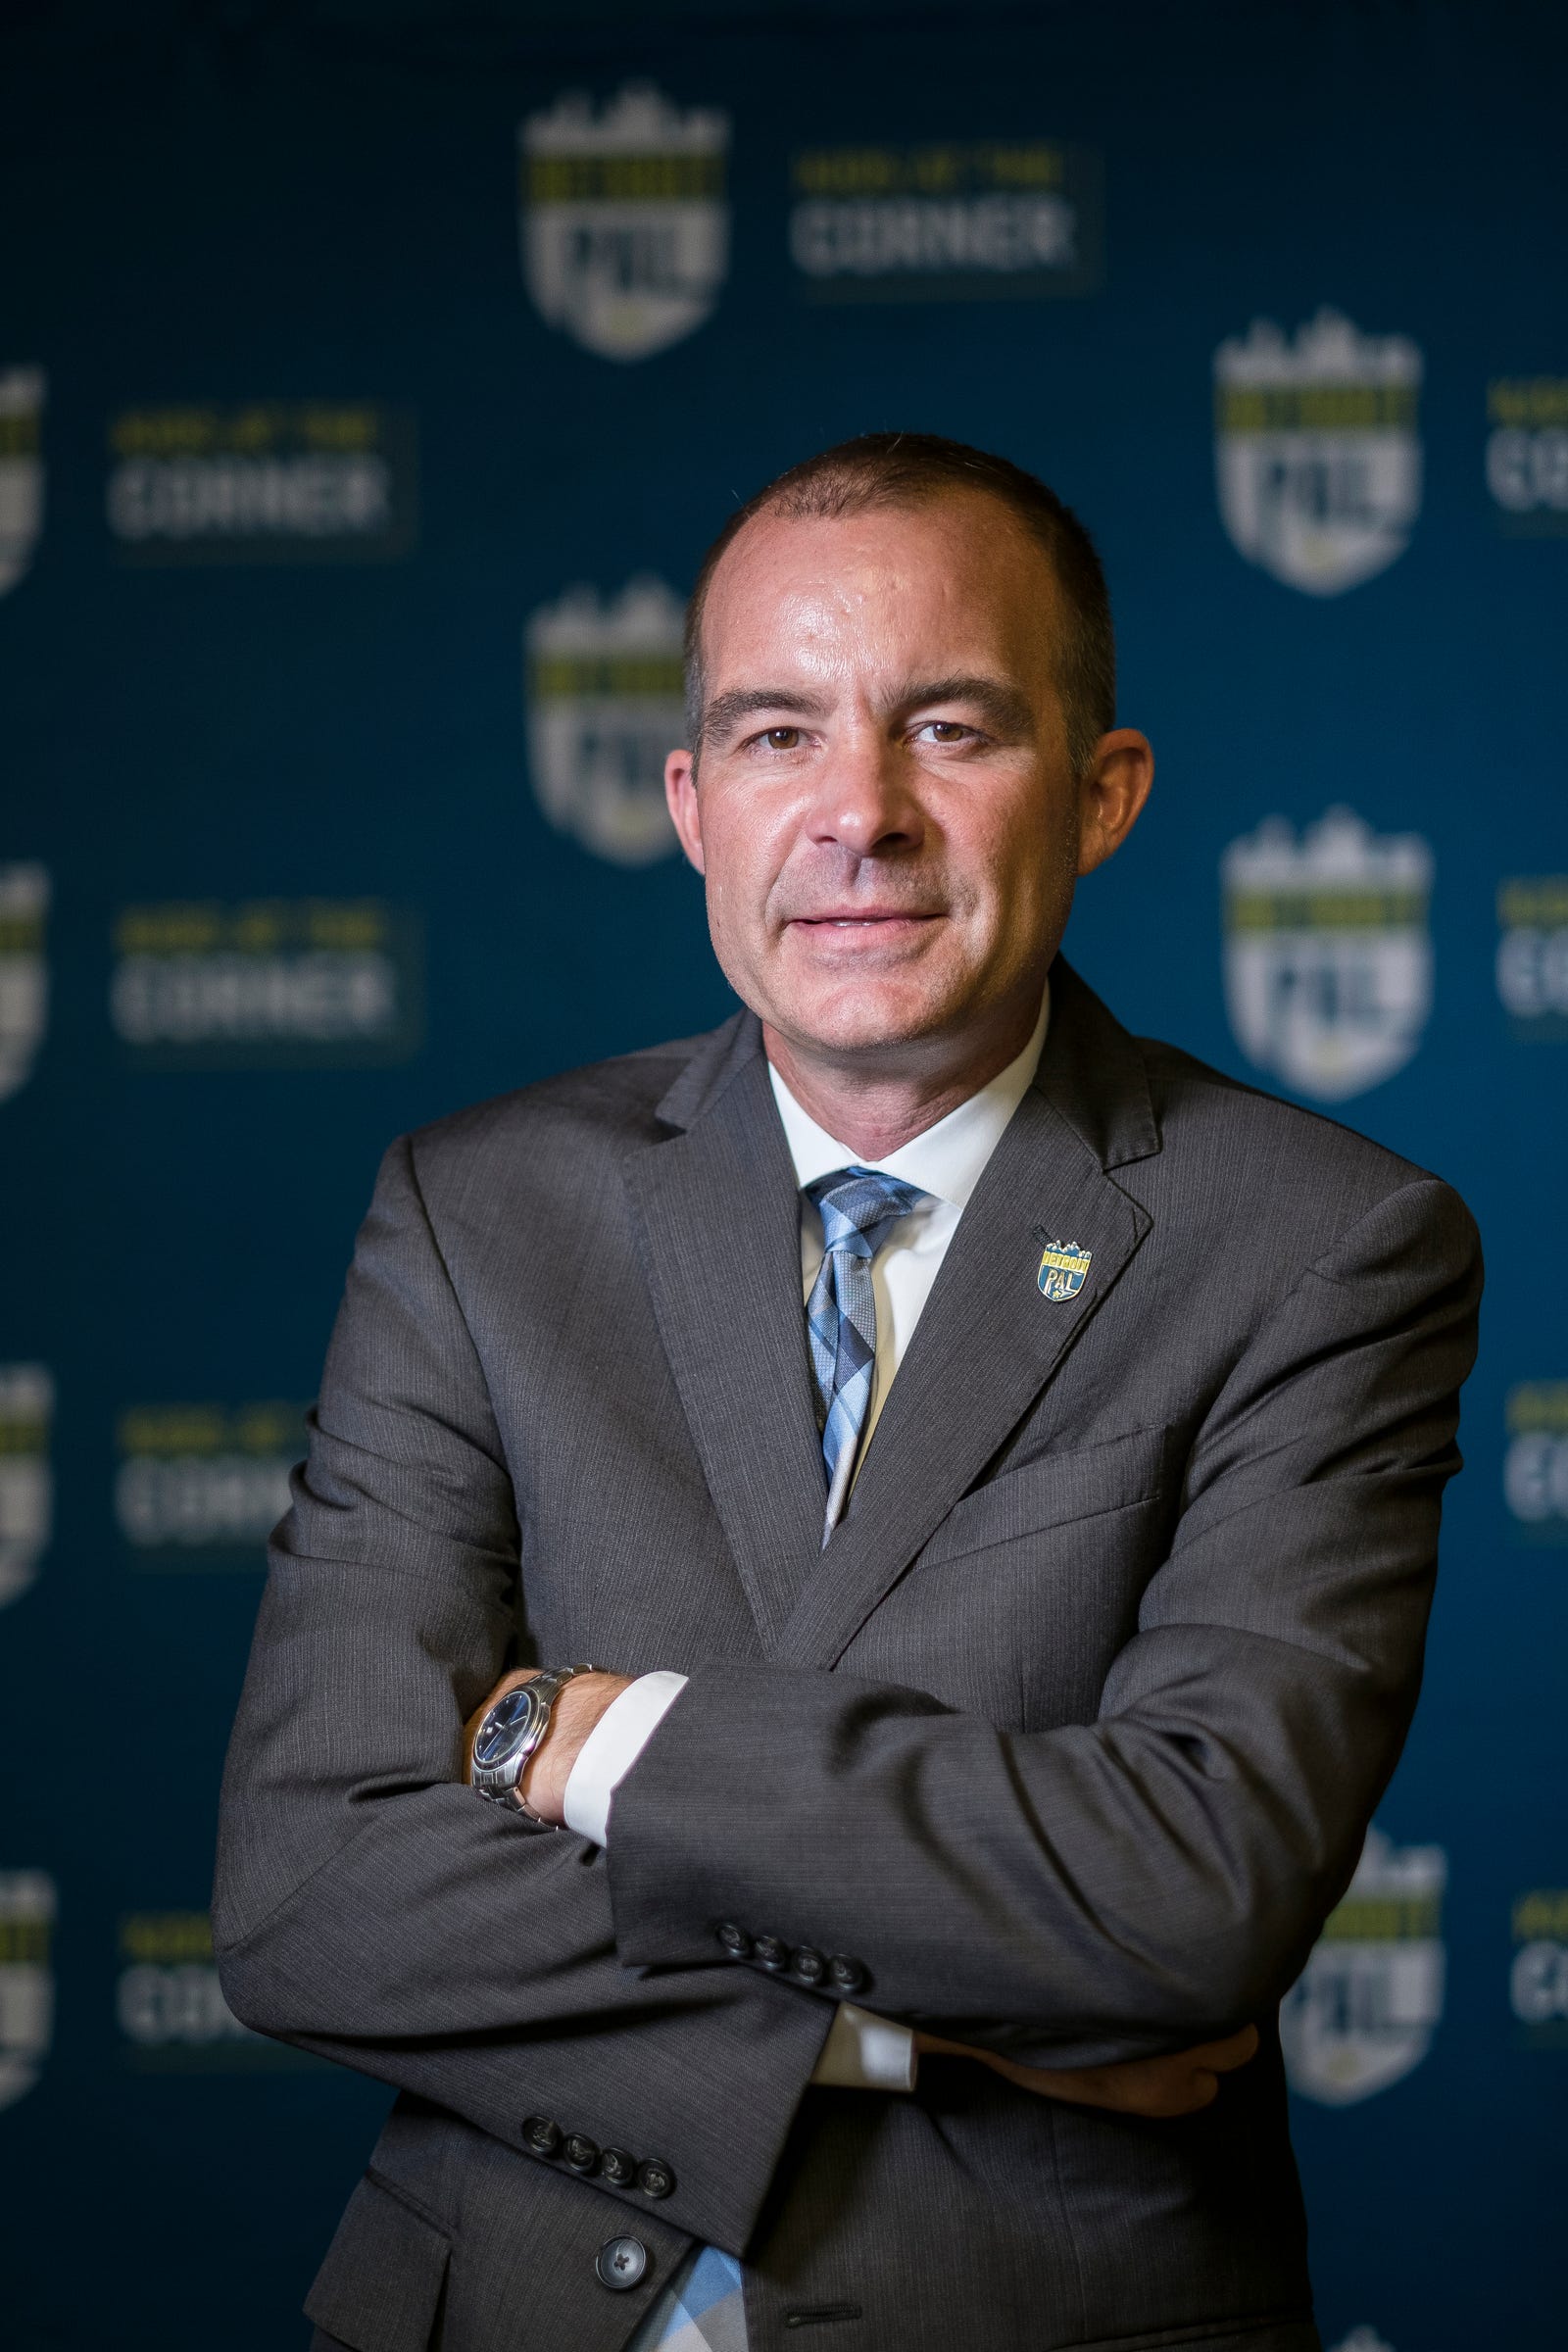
[807,1166,927,1262]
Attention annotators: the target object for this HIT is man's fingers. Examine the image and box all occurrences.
[921,2026,1261,2122]
[1180,2025,1259,2075]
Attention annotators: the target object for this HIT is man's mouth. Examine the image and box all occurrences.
[789,908,944,930]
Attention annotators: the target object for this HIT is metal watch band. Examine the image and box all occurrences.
[471,1662,600,1827]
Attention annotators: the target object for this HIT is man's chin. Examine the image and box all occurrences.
[762,983,958,1062]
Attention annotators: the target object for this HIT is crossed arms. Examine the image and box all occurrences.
[213,1133,1481,2256]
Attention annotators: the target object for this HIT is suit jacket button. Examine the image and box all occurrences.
[826,1953,866,1994]
[789,1945,826,1985]
[716,1922,752,1958]
[600,2146,636,2187]
[596,2235,650,2291]
[521,2115,561,2157]
[564,2133,600,2174]
[753,1935,789,1972]
[637,2158,675,2200]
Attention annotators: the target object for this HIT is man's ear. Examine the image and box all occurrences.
[1076,730,1154,877]
[664,748,706,874]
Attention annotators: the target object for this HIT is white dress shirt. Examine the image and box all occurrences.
[562,984,1052,2087]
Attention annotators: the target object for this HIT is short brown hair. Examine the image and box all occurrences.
[684,431,1115,775]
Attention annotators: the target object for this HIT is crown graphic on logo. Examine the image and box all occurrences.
[1223,807,1432,898]
[527,576,687,660]
[523,83,729,160]
[1343,1824,1447,1908]
[1215,308,1422,391]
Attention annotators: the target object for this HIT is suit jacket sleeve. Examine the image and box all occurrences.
[212,1134,830,2257]
[606,1174,1482,2067]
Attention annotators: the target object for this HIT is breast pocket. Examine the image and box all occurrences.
[918,1422,1176,1572]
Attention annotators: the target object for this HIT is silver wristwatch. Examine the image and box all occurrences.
[468,1665,600,1826]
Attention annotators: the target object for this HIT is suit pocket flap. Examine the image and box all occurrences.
[305,2172,451,2352]
[918,1423,1173,1571]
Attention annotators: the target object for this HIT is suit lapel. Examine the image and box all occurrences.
[775,960,1159,1669]
[620,1015,827,1650]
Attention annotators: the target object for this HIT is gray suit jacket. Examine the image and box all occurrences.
[214,958,1481,2352]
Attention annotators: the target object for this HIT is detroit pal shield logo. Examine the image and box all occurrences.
[0,863,49,1103]
[0,1365,53,1609]
[520,85,730,362]
[1223,808,1432,1102]
[1037,1241,1092,1301]
[526,578,686,865]
[0,368,45,597]
[1214,311,1422,595]
[0,1870,56,2113]
[1281,1827,1446,2105]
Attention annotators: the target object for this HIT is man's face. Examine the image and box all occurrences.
[664,492,1145,1069]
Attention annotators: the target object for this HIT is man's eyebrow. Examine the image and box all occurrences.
[700,686,835,744]
[701,675,1036,745]
[893,676,1036,735]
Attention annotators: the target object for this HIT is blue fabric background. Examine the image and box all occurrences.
[1,3,1561,2342]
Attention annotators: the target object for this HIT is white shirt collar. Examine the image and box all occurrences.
[767,980,1051,1209]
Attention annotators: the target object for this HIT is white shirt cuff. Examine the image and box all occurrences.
[808,2002,919,2091]
[561,1670,689,1846]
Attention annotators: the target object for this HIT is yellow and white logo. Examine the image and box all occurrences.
[1223,808,1432,1101]
[1502,1383,1568,1542]
[0,1870,56,2113]
[0,1365,53,1610]
[0,368,44,597]
[520,86,729,362]
[526,577,684,864]
[1496,877,1568,1031]
[117,1912,272,2069]
[116,1402,300,1564]
[106,402,417,564]
[1509,1888,1568,2044]
[0,863,48,1103]
[1486,378,1568,531]
[1037,1241,1092,1302]
[1214,310,1422,595]
[1280,1826,1446,2106]
[110,899,423,1067]
[788,138,1100,301]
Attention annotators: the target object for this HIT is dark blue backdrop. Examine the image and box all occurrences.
[2,3,1562,2344]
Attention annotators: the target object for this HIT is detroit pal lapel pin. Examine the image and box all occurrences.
[1037,1238,1092,1302]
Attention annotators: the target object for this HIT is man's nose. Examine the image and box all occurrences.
[806,733,925,858]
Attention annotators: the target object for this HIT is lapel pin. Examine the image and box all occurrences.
[1037,1238,1092,1302]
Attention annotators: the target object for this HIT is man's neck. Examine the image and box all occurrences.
[762,994,1045,1160]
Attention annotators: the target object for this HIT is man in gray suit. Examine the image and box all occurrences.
[216,433,1481,2352]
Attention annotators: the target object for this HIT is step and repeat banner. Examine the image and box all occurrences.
[1,2,1562,2344]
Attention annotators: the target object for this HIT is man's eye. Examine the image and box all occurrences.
[761,727,802,750]
[918,721,971,744]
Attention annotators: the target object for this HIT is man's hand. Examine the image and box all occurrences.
[913,2023,1260,2119]
[465,1666,633,1826]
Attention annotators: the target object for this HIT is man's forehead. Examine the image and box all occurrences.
[701,494,1056,668]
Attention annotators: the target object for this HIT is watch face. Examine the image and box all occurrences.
[473,1682,541,1770]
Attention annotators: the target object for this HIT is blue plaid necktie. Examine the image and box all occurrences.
[625,2244,747,2352]
[805,1166,928,1544]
